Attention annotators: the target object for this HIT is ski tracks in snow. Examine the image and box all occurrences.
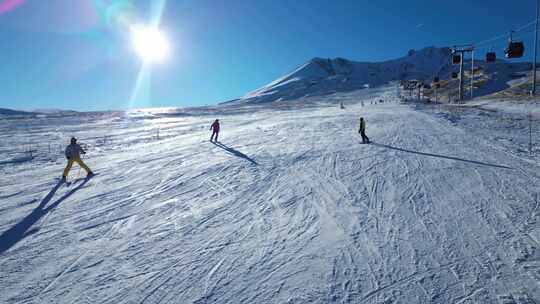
[1,91,539,303]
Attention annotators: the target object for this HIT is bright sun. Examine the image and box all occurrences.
[130,25,170,63]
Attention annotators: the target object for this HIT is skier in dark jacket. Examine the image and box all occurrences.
[359,117,370,144]
[62,137,93,181]
[210,119,220,142]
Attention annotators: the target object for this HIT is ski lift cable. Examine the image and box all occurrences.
[474,18,537,47]
[414,60,454,81]
[511,28,537,38]
[473,27,538,52]
[473,40,512,52]
[405,20,535,81]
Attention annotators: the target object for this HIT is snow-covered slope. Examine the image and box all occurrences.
[422,60,533,102]
[477,67,537,99]
[1,87,539,303]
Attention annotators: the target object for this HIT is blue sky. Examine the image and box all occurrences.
[0,0,537,111]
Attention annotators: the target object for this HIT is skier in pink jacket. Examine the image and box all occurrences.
[210,119,220,142]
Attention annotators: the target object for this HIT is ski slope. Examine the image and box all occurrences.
[1,88,539,303]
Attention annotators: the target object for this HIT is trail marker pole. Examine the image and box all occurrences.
[529,112,534,155]
[459,53,464,101]
[470,49,474,100]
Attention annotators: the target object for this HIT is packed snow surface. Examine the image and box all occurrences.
[1,87,539,303]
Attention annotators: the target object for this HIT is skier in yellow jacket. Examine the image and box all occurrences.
[359,117,370,144]
[62,137,93,181]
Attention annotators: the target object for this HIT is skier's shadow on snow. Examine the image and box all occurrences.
[371,142,513,170]
[0,178,90,255]
[212,142,258,165]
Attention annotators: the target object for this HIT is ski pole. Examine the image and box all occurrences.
[76,153,83,180]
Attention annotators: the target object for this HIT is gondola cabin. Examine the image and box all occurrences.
[486,52,496,63]
[452,72,458,79]
[505,42,524,58]
[452,54,461,65]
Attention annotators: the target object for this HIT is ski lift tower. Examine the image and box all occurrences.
[452,45,474,102]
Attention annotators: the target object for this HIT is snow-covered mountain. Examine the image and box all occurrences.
[0,108,82,119]
[0,108,35,117]
[228,46,533,104]
[226,47,452,104]
[33,108,79,115]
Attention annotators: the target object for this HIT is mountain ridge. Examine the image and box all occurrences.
[227,46,533,105]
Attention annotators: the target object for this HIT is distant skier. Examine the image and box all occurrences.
[62,137,93,181]
[359,117,370,144]
[210,119,220,142]
[340,101,345,109]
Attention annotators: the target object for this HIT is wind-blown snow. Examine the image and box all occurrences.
[1,87,539,303]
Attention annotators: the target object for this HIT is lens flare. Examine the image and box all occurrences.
[0,0,24,14]
[95,0,133,29]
